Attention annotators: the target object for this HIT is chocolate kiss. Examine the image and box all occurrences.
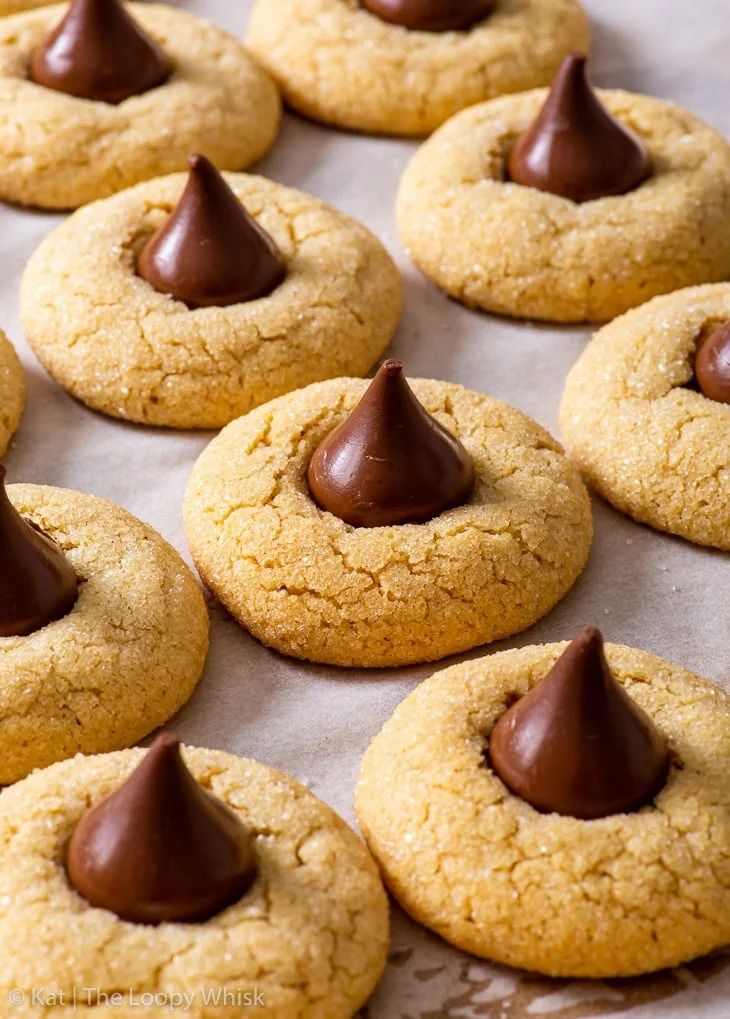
[66,734,257,925]
[695,321,730,404]
[0,465,78,638]
[30,0,171,105]
[360,0,494,32]
[489,627,669,819]
[137,154,287,309]
[308,360,475,528]
[507,54,652,203]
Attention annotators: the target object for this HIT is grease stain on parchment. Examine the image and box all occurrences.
[362,914,730,1019]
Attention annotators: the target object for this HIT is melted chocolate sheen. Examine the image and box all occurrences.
[508,53,652,203]
[695,321,730,404]
[308,360,475,528]
[0,465,78,638]
[137,154,286,309]
[489,626,669,819]
[361,0,494,31]
[66,733,257,924]
[30,0,171,105]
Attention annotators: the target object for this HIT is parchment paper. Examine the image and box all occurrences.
[2,0,729,1015]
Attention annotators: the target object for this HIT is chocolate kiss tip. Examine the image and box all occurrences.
[489,626,669,820]
[382,357,404,375]
[695,321,730,404]
[137,153,286,309]
[360,0,494,32]
[0,466,78,638]
[507,52,652,203]
[307,361,475,528]
[30,0,171,105]
[66,733,257,925]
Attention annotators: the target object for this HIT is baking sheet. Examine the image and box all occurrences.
[2,0,729,1015]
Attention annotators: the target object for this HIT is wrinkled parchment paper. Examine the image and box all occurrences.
[2,0,728,1014]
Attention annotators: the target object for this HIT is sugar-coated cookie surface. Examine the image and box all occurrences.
[184,376,592,668]
[397,90,730,322]
[248,0,589,136]
[0,4,281,208]
[356,642,730,978]
[0,745,389,1018]
[0,0,48,11]
[21,173,401,429]
[0,330,24,458]
[560,283,730,549]
[0,484,209,784]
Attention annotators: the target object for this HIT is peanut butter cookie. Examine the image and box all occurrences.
[0,481,209,784]
[0,744,389,1017]
[184,374,592,667]
[248,0,589,136]
[0,3,280,208]
[22,172,401,429]
[0,331,23,458]
[397,90,730,321]
[357,640,730,977]
[560,283,730,549]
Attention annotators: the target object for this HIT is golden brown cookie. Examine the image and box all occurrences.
[0,744,389,1018]
[184,375,592,668]
[21,172,401,429]
[248,0,589,136]
[0,482,209,784]
[0,330,24,458]
[0,3,280,208]
[0,0,48,12]
[560,283,730,550]
[356,641,730,977]
[397,90,730,322]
